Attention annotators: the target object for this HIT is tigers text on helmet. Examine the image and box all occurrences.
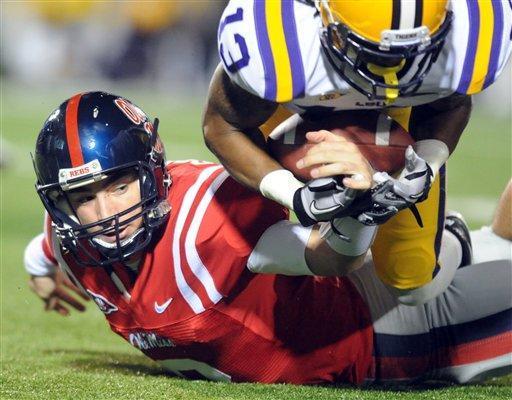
[33,91,171,268]
[317,0,452,101]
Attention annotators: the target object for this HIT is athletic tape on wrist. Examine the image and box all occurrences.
[259,169,304,210]
[320,217,377,256]
[413,139,449,177]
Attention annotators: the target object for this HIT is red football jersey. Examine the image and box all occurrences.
[46,161,373,384]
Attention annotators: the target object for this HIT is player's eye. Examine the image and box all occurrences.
[78,195,94,204]
[113,184,128,194]
[75,195,94,204]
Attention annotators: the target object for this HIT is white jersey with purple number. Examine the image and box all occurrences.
[218,0,512,111]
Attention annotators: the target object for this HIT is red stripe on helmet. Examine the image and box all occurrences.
[65,93,84,167]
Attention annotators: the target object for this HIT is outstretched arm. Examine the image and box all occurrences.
[202,64,281,191]
[24,232,89,316]
[203,65,374,223]
[29,271,89,316]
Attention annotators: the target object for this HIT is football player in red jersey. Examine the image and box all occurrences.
[25,92,511,385]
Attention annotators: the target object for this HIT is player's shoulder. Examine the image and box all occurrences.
[450,0,512,94]
[166,159,226,206]
[218,0,320,103]
[167,159,220,179]
[166,159,287,229]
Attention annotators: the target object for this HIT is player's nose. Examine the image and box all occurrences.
[95,193,116,222]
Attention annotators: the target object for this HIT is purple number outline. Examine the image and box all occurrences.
[218,7,250,73]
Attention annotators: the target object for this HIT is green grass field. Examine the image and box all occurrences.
[1,84,510,399]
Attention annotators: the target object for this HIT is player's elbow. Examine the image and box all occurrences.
[202,106,234,156]
[307,251,366,277]
[201,111,216,149]
[331,254,367,276]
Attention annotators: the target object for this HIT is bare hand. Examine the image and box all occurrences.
[295,130,374,189]
[29,269,89,316]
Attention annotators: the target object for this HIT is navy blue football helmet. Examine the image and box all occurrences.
[33,91,171,267]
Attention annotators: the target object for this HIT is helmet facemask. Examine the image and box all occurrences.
[319,6,453,101]
[37,160,170,268]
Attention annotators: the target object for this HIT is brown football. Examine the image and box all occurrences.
[267,110,415,182]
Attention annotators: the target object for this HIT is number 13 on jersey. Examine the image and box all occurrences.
[218,7,250,73]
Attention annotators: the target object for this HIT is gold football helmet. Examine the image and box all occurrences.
[317,0,453,101]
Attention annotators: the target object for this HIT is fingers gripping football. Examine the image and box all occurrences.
[267,110,415,184]
[297,131,374,189]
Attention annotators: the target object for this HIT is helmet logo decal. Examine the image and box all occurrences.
[380,26,430,51]
[144,121,154,134]
[114,98,146,125]
[58,159,103,190]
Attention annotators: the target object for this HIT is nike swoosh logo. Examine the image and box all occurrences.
[310,201,340,215]
[154,297,173,314]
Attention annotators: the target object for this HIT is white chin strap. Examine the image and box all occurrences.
[92,227,145,250]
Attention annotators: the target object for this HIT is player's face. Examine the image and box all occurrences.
[67,172,142,244]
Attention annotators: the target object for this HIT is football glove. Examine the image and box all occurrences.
[293,177,357,226]
[356,146,433,226]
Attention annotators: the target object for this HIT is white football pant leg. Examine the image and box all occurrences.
[349,258,512,384]
[471,226,512,263]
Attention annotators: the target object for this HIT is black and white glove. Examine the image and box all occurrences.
[293,177,357,226]
[356,146,433,226]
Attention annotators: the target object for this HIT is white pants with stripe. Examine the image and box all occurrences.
[349,227,512,383]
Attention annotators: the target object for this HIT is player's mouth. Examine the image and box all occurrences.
[99,226,129,243]
[92,226,144,250]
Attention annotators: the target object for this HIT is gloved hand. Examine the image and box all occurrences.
[356,146,433,226]
[293,177,357,226]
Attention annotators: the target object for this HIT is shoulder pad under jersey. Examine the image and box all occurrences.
[217,0,320,103]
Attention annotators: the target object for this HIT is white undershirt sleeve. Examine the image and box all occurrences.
[24,233,57,276]
[247,220,313,275]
